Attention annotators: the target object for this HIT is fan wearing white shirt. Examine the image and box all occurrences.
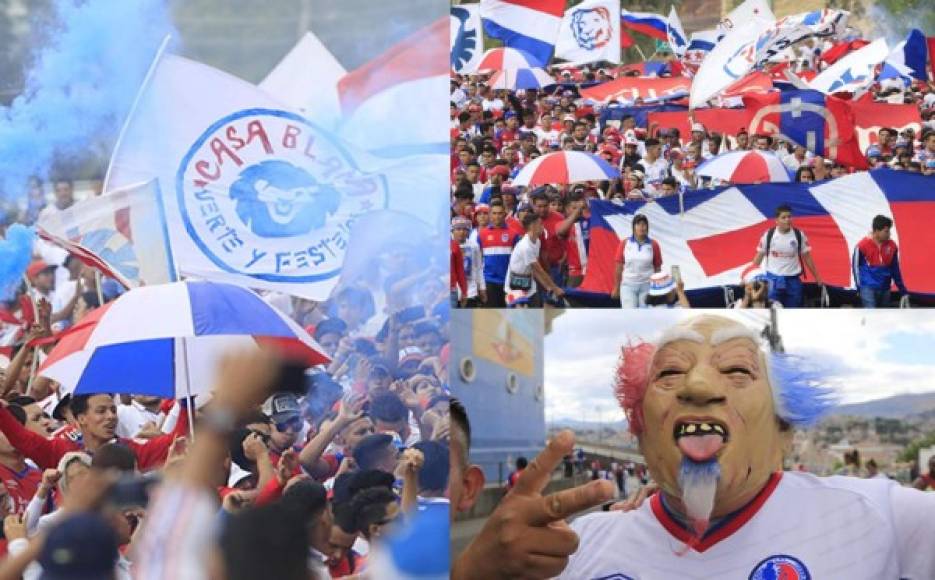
[452,315,935,580]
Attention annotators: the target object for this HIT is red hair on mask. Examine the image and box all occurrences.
[613,340,657,435]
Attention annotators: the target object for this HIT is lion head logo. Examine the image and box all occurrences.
[229,160,341,238]
[571,7,613,50]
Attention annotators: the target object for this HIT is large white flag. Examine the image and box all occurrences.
[259,32,347,130]
[554,0,620,65]
[37,180,174,288]
[753,9,850,69]
[809,37,888,95]
[105,52,393,300]
[719,0,774,32]
[689,17,773,109]
[451,4,485,73]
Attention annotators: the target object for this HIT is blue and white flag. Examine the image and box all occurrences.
[451,4,484,73]
[881,29,928,83]
[105,50,394,300]
[810,37,888,94]
[555,0,621,65]
[667,7,688,58]
[690,18,774,108]
[683,29,719,69]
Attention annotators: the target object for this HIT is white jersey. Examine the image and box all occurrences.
[459,239,485,299]
[560,471,935,580]
[506,235,540,295]
[758,228,809,277]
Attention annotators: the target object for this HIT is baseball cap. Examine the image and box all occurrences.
[38,513,118,580]
[648,272,676,296]
[313,318,347,341]
[867,146,882,158]
[27,260,56,280]
[451,217,472,231]
[624,136,639,146]
[474,203,490,214]
[263,393,301,424]
[691,122,705,133]
[489,165,510,177]
[563,114,575,122]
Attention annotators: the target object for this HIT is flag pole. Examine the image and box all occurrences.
[103,35,171,192]
[21,275,40,394]
[634,44,648,61]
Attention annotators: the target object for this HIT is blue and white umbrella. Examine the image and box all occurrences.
[39,280,329,398]
[488,67,556,90]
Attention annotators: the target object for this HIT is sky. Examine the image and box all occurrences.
[544,310,935,424]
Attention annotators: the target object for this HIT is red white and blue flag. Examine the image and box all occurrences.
[36,179,175,289]
[578,170,935,298]
[480,0,565,67]
[620,10,669,42]
[742,89,868,169]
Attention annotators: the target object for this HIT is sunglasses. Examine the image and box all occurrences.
[275,417,303,432]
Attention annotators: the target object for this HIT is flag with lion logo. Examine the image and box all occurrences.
[555,0,620,65]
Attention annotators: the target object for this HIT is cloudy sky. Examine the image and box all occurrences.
[544,310,935,424]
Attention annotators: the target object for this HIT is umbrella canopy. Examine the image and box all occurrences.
[512,151,620,187]
[488,68,556,90]
[473,47,539,72]
[696,150,792,184]
[39,281,329,398]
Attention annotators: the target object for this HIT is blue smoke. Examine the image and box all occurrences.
[0,0,176,198]
[769,353,838,427]
[0,225,36,300]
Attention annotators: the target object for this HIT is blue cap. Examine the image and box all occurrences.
[39,513,118,580]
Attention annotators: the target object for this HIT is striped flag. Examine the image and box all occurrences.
[620,10,669,42]
[480,0,564,66]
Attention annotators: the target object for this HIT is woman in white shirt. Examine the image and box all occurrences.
[611,214,663,308]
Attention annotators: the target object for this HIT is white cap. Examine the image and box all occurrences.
[691,122,705,133]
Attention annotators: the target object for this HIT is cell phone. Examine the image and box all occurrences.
[108,473,162,508]
[276,360,311,395]
[671,265,682,285]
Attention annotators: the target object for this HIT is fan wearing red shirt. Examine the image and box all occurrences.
[530,191,577,287]
[0,425,41,515]
[0,394,188,472]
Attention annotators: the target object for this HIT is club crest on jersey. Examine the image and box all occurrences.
[571,7,613,50]
[176,108,387,283]
[749,554,811,580]
[502,233,510,243]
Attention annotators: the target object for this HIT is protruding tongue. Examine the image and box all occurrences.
[677,434,724,462]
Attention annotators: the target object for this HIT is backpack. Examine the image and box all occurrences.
[765,227,804,275]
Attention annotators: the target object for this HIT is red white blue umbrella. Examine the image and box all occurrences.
[38,281,329,398]
[512,151,620,187]
[473,47,539,72]
[488,68,556,90]
[696,150,792,184]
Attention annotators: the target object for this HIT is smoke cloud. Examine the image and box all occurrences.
[0,0,176,199]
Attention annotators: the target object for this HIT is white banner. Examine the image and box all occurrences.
[809,37,888,94]
[752,9,850,69]
[105,52,390,300]
[689,17,773,109]
[719,0,774,32]
[451,4,485,73]
[554,0,621,65]
[259,32,347,130]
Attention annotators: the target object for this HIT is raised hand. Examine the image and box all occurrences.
[452,430,616,580]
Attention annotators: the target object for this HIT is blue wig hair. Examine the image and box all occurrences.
[767,352,837,428]
[0,225,35,300]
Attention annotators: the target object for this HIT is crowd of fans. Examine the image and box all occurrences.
[0,174,452,578]
[450,48,935,309]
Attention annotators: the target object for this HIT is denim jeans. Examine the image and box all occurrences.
[859,286,891,308]
[766,274,803,308]
[620,282,650,308]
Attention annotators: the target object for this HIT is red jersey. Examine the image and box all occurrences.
[540,210,568,268]
[0,405,189,471]
[0,462,41,515]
